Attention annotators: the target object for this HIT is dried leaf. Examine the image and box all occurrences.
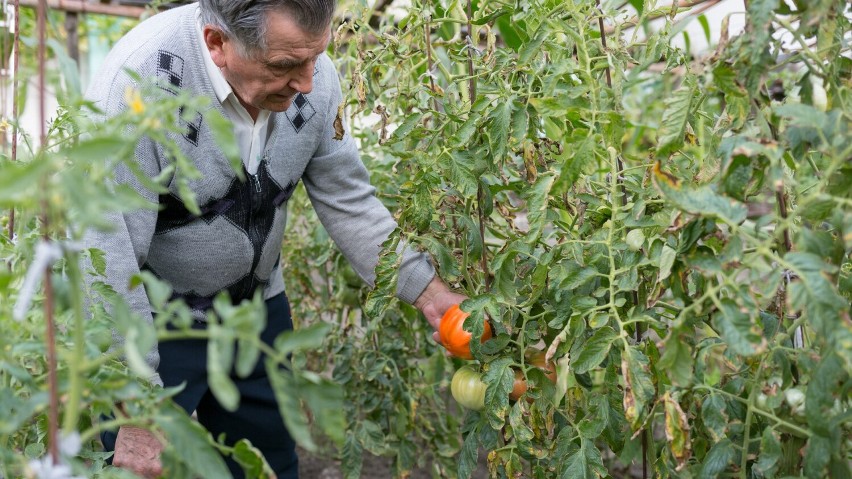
[333,102,345,140]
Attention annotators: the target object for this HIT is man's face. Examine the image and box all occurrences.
[206,10,331,115]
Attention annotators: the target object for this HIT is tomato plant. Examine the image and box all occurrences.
[317,0,852,478]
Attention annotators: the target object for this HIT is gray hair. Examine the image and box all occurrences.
[198,0,336,57]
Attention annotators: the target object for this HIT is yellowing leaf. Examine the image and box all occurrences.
[663,392,691,470]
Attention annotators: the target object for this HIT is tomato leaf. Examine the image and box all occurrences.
[656,82,696,157]
[698,438,735,478]
[572,327,617,374]
[483,358,514,430]
[156,405,231,478]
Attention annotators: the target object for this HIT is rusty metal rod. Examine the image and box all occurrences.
[19,0,147,18]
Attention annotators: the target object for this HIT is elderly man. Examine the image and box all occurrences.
[85,1,462,477]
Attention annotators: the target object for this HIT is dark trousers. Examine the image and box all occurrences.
[102,293,298,478]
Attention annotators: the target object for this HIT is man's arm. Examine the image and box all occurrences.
[413,276,468,343]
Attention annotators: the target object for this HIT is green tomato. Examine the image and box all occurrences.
[784,387,806,418]
[451,366,487,411]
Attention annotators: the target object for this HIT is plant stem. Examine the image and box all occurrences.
[61,251,87,433]
[424,14,439,113]
[36,0,59,464]
[595,2,646,476]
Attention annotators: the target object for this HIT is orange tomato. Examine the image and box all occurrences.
[509,350,557,401]
[439,304,492,359]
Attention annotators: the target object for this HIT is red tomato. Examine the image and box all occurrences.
[439,304,493,359]
[509,350,557,401]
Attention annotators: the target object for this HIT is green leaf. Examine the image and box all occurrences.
[658,245,677,282]
[653,166,748,225]
[495,15,522,51]
[88,248,107,277]
[561,437,606,479]
[455,114,481,145]
[273,323,330,356]
[483,357,514,430]
[207,327,240,412]
[519,26,547,64]
[64,137,129,164]
[573,327,617,374]
[744,0,780,65]
[445,151,479,198]
[658,334,694,386]
[341,433,363,479]
[391,112,423,140]
[0,159,52,206]
[206,108,242,179]
[523,173,555,244]
[489,99,513,164]
[697,14,711,43]
[803,435,831,478]
[753,427,782,478]
[554,261,598,290]
[699,438,735,479]
[805,352,846,436]
[577,395,609,439]
[656,83,696,157]
[509,402,540,457]
[47,38,82,97]
[628,0,644,16]
[356,420,386,454]
[267,361,315,451]
[713,298,767,356]
[155,405,231,478]
[299,374,346,448]
[457,424,480,479]
[231,439,275,479]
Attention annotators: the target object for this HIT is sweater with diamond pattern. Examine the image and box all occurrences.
[84,4,435,386]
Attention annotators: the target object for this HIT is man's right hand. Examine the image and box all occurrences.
[113,426,164,478]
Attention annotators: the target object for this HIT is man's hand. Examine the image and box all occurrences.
[413,276,467,344]
[113,426,164,479]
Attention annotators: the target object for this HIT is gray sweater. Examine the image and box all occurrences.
[84,4,434,385]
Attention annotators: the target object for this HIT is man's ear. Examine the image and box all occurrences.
[203,26,228,67]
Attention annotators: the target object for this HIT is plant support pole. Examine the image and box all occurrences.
[8,0,21,240]
[37,0,59,464]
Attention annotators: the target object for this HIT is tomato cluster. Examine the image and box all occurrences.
[441,304,556,410]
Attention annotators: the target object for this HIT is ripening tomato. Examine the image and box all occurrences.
[451,366,487,410]
[439,304,492,359]
[509,350,557,401]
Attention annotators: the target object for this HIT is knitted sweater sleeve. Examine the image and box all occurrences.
[302,58,435,304]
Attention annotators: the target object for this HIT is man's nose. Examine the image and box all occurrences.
[288,59,316,94]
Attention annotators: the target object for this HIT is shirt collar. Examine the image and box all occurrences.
[195,7,233,106]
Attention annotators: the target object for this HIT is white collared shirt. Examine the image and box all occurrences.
[196,9,272,175]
